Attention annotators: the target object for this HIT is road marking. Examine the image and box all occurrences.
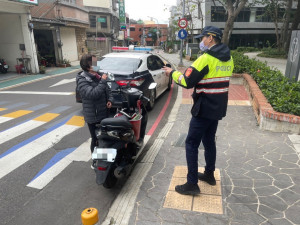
[49,78,76,87]
[0,115,84,180]
[0,91,74,95]
[147,83,174,136]
[65,115,85,127]
[0,113,59,145]
[0,108,6,111]
[103,85,179,225]
[0,110,33,124]
[27,139,91,189]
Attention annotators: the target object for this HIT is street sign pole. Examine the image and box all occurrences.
[179,0,185,67]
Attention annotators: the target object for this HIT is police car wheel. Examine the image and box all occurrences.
[167,76,172,91]
[146,89,156,111]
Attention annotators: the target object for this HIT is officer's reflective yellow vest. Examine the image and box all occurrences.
[171,53,234,120]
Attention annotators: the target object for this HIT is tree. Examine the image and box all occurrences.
[286,0,300,52]
[148,28,161,45]
[214,0,249,45]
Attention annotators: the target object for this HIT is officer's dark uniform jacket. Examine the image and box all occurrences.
[171,44,234,120]
[77,71,113,124]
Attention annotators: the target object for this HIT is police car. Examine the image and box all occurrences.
[77,46,173,110]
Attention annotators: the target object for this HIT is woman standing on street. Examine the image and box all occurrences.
[77,54,113,167]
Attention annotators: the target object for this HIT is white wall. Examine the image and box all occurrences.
[83,0,110,8]
[60,27,78,62]
[0,14,24,71]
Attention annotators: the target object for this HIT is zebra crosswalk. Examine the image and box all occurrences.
[0,101,90,190]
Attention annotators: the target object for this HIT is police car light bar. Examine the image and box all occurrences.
[112,46,154,52]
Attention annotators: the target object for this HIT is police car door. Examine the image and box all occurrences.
[147,55,163,95]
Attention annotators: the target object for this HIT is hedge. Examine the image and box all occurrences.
[232,51,300,116]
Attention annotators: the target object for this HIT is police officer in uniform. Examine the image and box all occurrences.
[163,26,234,195]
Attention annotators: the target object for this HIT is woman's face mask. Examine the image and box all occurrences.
[92,66,100,72]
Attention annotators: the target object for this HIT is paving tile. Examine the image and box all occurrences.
[173,166,220,180]
[192,194,223,214]
[181,98,193,104]
[163,191,193,211]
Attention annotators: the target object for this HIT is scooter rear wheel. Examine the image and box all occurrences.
[103,166,118,189]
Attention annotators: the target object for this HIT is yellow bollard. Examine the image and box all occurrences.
[81,208,99,225]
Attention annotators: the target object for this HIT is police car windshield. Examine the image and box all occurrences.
[97,57,141,73]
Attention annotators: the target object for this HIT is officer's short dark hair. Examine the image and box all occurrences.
[80,54,93,72]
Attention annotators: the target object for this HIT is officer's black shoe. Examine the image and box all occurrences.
[198,171,216,185]
[175,182,200,195]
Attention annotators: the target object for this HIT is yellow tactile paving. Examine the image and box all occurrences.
[65,115,85,127]
[1,110,33,118]
[163,191,193,211]
[0,108,6,111]
[193,195,223,214]
[173,166,220,180]
[33,113,59,122]
[181,98,193,104]
[228,100,251,106]
[164,166,223,214]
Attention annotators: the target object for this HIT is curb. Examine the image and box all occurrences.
[102,62,182,225]
[232,73,300,134]
[0,68,81,91]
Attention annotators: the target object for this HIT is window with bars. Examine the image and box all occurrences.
[62,0,76,4]
[89,15,96,28]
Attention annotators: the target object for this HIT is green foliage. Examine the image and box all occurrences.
[232,51,300,116]
[257,48,287,59]
[236,47,260,53]
[39,66,46,74]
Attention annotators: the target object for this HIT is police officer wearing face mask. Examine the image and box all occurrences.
[77,54,113,168]
[162,26,234,195]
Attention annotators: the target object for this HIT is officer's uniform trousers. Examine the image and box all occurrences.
[185,116,218,185]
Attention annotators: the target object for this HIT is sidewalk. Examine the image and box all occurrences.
[125,52,300,225]
[0,62,80,90]
[244,52,287,75]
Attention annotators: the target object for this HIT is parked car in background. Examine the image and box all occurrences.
[76,50,173,110]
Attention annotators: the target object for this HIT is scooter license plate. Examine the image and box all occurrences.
[4,65,8,68]
[92,148,117,162]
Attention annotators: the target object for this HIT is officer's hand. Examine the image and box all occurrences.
[102,73,108,80]
[107,101,112,108]
[162,66,173,77]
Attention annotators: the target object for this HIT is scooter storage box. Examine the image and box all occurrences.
[122,88,141,107]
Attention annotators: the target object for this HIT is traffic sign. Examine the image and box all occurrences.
[178,18,188,29]
[178,29,188,39]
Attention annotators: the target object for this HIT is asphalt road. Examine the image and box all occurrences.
[0,71,178,225]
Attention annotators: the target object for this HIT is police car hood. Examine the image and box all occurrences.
[207,44,231,62]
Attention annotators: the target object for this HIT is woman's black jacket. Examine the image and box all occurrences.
[76,71,113,124]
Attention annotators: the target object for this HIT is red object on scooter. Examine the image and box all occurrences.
[15,64,24,74]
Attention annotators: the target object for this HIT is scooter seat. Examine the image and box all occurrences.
[101,115,132,129]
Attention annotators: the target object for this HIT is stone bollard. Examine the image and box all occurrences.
[81,208,99,225]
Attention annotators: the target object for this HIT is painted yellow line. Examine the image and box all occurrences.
[0,108,6,111]
[33,113,59,122]
[65,115,85,127]
[2,110,33,118]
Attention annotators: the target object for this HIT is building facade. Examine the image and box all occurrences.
[83,0,119,56]
[129,23,168,46]
[31,0,89,66]
[172,0,299,49]
[0,0,39,73]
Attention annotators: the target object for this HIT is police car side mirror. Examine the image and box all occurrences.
[165,63,172,68]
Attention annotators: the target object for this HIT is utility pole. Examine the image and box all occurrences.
[178,0,185,67]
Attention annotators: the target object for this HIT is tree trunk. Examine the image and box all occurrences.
[285,0,300,52]
[281,0,292,50]
[223,15,235,45]
[221,0,248,45]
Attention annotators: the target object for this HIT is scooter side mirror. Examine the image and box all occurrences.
[148,83,157,90]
